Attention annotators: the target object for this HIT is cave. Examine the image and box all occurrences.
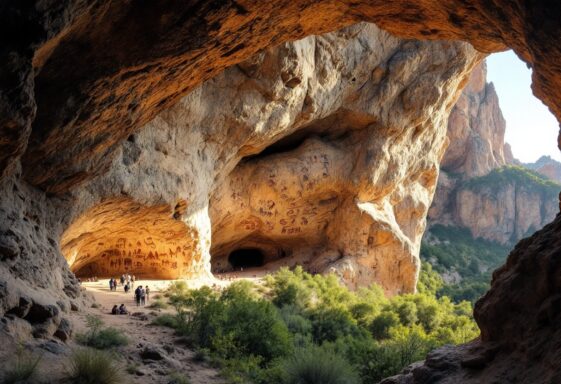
[228,248,265,269]
[60,198,206,280]
[2,1,561,383]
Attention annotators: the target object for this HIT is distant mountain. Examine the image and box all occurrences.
[422,61,561,303]
[523,155,561,183]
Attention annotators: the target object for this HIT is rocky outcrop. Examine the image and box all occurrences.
[0,22,481,325]
[3,1,561,195]
[429,167,559,245]
[441,62,511,178]
[428,63,559,245]
[524,155,561,183]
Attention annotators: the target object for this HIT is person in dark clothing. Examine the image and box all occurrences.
[135,286,142,306]
[111,305,118,315]
[124,282,130,293]
[119,304,129,315]
[108,278,113,291]
[140,287,146,306]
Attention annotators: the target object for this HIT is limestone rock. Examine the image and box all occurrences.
[441,62,511,178]
[53,24,479,294]
[428,63,559,245]
[53,317,73,342]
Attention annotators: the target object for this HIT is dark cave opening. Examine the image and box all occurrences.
[228,248,266,269]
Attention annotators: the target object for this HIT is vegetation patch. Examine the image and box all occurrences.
[154,267,478,383]
[75,315,128,349]
[421,224,511,303]
[3,346,42,384]
[67,348,122,384]
[462,165,560,197]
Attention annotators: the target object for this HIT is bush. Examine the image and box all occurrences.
[167,372,191,384]
[152,314,179,328]
[67,348,122,384]
[148,298,169,310]
[281,345,359,384]
[76,315,128,349]
[3,347,41,384]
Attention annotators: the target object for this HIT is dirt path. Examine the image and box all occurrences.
[76,280,227,384]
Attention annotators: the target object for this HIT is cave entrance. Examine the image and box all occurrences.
[228,248,265,270]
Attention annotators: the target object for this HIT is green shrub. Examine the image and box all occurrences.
[148,298,169,310]
[309,307,364,343]
[370,312,400,340]
[281,345,359,384]
[167,372,191,384]
[3,347,41,384]
[152,314,179,328]
[67,348,122,384]
[76,315,128,349]
[156,268,480,382]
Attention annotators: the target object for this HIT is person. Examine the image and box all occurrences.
[108,278,113,291]
[131,275,135,288]
[135,286,142,306]
[145,286,150,302]
[111,305,118,315]
[120,274,125,286]
[140,286,146,306]
[119,304,128,315]
[124,282,130,293]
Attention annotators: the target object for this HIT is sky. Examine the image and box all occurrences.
[486,50,561,163]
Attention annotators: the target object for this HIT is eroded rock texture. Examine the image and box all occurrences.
[56,24,477,294]
[441,63,511,178]
[2,1,561,195]
[428,63,558,245]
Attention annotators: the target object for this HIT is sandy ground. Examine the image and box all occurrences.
[76,279,228,384]
[1,274,276,383]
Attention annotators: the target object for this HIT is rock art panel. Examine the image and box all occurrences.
[61,198,207,279]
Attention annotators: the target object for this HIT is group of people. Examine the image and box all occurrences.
[108,274,136,292]
[111,303,129,315]
[134,285,150,306]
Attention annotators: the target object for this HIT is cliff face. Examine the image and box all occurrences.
[428,63,559,245]
[441,62,511,178]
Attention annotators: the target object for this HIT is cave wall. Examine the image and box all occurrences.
[48,23,476,295]
[2,1,561,382]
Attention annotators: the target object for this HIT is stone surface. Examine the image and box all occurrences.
[51,24,478,294]
[524,156,561,183]
[441,62,510,178]
[53,317,72,342]
[1,1,561,194]
[428,63,559,245]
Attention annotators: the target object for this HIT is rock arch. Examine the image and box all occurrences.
[2,1,561,382]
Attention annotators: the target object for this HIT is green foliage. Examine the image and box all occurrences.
[156,267,479,383]
[421,224,511,303]
[3,346,41,384]
[148,298,169,310]
[281,344,360,384]
[76,315,128,349]
[463,165,560,196]
[67,348,122,384]
[152,313,180,328]
[168,372,191,384]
